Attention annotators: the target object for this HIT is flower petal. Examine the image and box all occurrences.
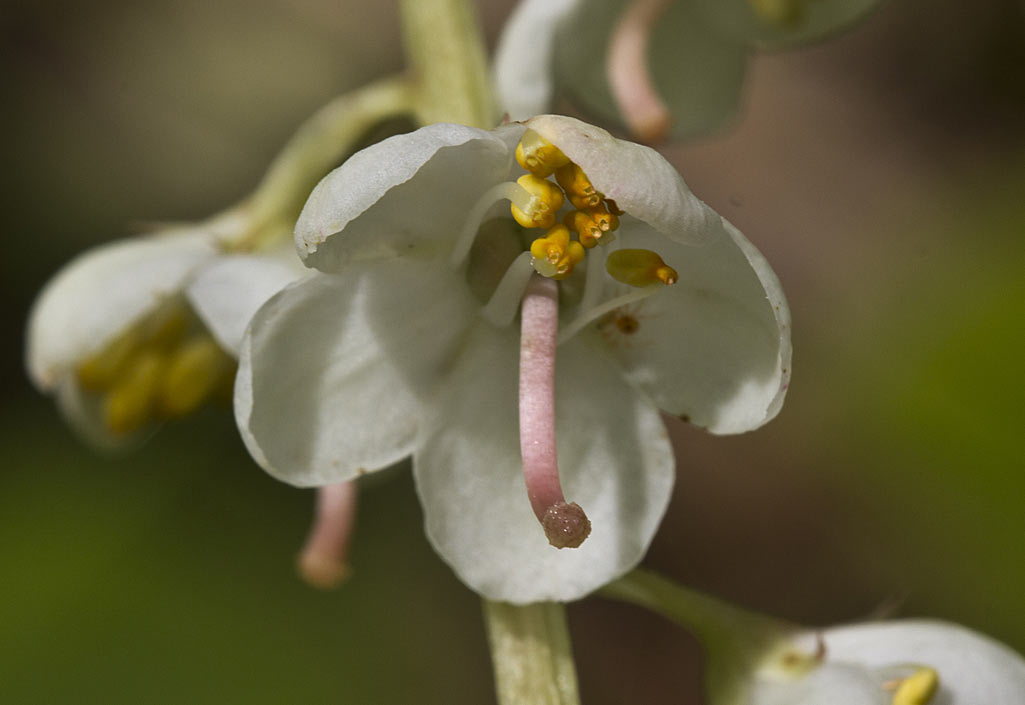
[236,258,476,487]
[820,621,1025,704]
[493,0,581,121]
[295,123,514,272]
[592,218,790,434]
[185,249,305,357]
[26,228,217,391]
[693,0,883,48]
[414,324,674,603]
[550,0,747,139]
[525,115,722,245]
[751,663,885,705]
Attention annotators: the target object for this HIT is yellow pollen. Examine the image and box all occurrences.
[515,130,570,178]
[159,336,233,418]
[606,248,678,287]
[510,173,564,229]
[76,329,141,392]
[563,210,603,248]
[747,0,807,27]
[555,162,602,210]
[891,668,939,705]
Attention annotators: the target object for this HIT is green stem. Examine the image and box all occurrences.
[228,75,415,251]
[398,0,493,128]
[483,601,581,705]
[600,570,799,705]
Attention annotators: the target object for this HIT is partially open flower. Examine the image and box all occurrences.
[754,621,1025,705]
[495,0,882,141]
[236,114,790,602]
[26,212,302,448]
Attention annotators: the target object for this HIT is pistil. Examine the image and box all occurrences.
[518,274,591,549]
[606,0,673,143]
[297,480,358,589]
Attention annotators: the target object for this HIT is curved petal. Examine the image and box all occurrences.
[525,115,722,245]
[751,663,885,705]
[186,249,306,357]
[587,218,790,434]
[693,0,883,49]
[26,228,217,391]
[493,0,580,121]
[295,123,514,272]
[820,621,1025,705]
[414,324,674,603]
[551,0,747,140]
[236,258,476,487]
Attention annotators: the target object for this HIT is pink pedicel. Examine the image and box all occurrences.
[606,0,673,143]
[519,275,591,549]
[297,480,358,589]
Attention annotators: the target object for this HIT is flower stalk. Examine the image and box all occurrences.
[398,0,493,128]
[483,601,581,705]
[601,570,796,705]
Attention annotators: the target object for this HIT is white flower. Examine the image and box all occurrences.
[26,211,303,447]
[495,0,881,141]
[753,621,1025,705]
[235,114,790,602]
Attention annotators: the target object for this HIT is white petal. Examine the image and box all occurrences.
[414,324,674,603]
[590,218,790,434]
[693,0,883,48]
[493,0,580,120]
[295,123,513,272]
[752,663,885,705]
[820,621,1025,705]
[525,115,722,245]
[186,248,305,357]
[550,1,747,139]
[26,228,217,391]
[236,259,477,487]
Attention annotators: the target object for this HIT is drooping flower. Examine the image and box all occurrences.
[26,210,303,447]
[236,114,791,602]
[753,621,1025,705]
[494,0,882,141]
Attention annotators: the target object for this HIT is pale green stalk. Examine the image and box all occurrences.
[398,0,494,128]
[483,601,581,705]
[228,75,415,251]
[601,570,798,705]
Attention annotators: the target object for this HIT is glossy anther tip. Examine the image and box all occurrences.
[542,501,591,549]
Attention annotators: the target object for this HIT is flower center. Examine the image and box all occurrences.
[74,299,235,435]
[453,129,683,547]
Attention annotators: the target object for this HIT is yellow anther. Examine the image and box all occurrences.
[159,336,232,418]
[140,301,189,349]
[515,129,570,177]
[529,225,585,279]
[747,0,806,27]
[606,249,678,288]
[511,174,565,229]
[103,350,167,435]
[564,210,604,248]
[555,162,602,210]
[76,329,141,392]
[892,668,939,705]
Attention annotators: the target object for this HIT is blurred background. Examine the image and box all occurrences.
[2,0,1023,702]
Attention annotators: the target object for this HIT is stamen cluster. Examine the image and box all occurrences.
[75,301,234,435]
[512,129,679,289]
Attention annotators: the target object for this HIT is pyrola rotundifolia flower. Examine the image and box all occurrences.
[752,621,1025,705]
[26,212,301,447]
[495,0,881,141]
[236,114,791,602]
